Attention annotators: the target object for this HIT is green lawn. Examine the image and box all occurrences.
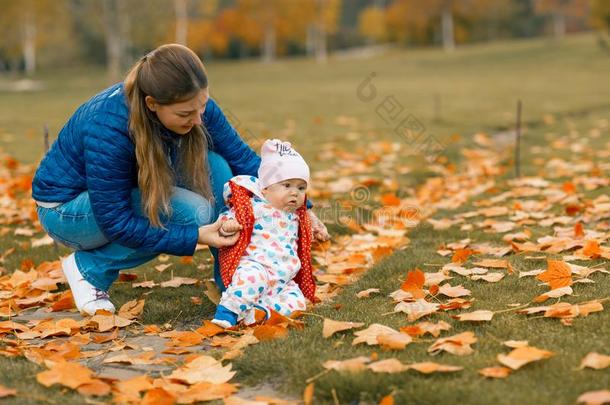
[0,33,609,404]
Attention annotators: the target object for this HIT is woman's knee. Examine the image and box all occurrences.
[168,187,214,227]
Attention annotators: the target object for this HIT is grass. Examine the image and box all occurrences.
[1,33,609,404]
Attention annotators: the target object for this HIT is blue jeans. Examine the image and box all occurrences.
[36,151,232,292]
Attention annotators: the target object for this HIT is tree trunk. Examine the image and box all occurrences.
[553,11,566,39]
[315,25,327,63]
[441,0,455,52]
[262,25,276,63]
[103,0,122,83]
[174,0,188,45]
[22,10,36,75]
[306,24,316,57]
[315,0,327,63]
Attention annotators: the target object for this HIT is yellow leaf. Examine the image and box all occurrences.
[579,352,610,370]
[0,385,16,398]
[407,362,463,374]
[376,333,413,350]
[36,361,94,389]
[303,382,314,405]
[322,319,365,338]
[428,332,477,356]
[352,324,398,346]
[367,358,409,373]
[169,355,235,385]
[453,310,494,322]
[497,346,554,370]
[118,299,145,320]
[577,390,610,405]
[478,366,511,378]
[322,356,371,372]
[438,284,471,298]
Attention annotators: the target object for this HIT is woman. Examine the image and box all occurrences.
[32,44,328,316]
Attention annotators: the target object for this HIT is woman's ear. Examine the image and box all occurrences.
[144,95,157,112]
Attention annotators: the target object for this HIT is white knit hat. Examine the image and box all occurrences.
[258,139,310,189]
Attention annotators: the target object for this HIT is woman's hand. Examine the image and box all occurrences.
[198,218,241,248]
[308,210,330,242]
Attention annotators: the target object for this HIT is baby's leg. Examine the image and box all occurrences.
[217,261,269,322]
[262,280,307,317]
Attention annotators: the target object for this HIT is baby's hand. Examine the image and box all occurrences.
[219,219,243,237]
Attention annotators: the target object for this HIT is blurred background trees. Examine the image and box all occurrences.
[0,0,608,76]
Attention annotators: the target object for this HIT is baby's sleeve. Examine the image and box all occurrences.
[219,207,236,222]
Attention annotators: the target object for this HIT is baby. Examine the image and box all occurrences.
[211,139,316,328]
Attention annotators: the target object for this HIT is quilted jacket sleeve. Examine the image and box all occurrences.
[203,98,261,177]
[83,115,199,256]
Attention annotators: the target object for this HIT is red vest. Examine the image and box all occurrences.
[218,181,316,302]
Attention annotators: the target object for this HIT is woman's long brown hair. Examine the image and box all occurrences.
[124,44,213,227]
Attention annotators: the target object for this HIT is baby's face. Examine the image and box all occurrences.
[261,178,307,212]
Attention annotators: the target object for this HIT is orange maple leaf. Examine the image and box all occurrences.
[582,240,601,259]
[452,249,477,264]
[400,268,425,299]
[536,260,572,290]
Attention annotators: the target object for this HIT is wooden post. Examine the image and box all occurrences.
[515,100,522,178]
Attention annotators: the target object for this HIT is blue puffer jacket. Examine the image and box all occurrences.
[32,83,261,256]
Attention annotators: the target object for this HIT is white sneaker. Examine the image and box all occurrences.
[61,253,115,316]
[210,318,233,329]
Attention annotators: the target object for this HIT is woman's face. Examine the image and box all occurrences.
[145,88,209,135]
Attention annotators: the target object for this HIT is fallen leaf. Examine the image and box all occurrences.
[36,361,94,389]
[322,356,371,372]
[303,383,314,405]
[393,299,440,321]
[352,324,398,346]
[400,268,425,299]
[452,249,477,264]
[577,390,610,405]
[356,288,380,298]
[503,340,529,348]
[407,362,463,374]
[87,314,133,332]
[472,259,510,269]
[133,281,157,288]
[141,387,176,405]
[438,284,471,298]
[253,325,288,341]
[478,366,511,378]
[76,379,112,397]
[0,385,16,398]
[155,263,173,272]
[471,272,505,283]
[118,299,145,320]
[497,346,554,370]
[533,286,573,302]
[367,358,409,373]
[169,355,235,385]
[400,320,451,337]
[160,277,199,288]
[536,260,572,290]
[452,310,494,322]
[377,332,413,350]
[579,352,610,370]
[379,394,394,405]
[428,332,477,356]
[322,318,365,338]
